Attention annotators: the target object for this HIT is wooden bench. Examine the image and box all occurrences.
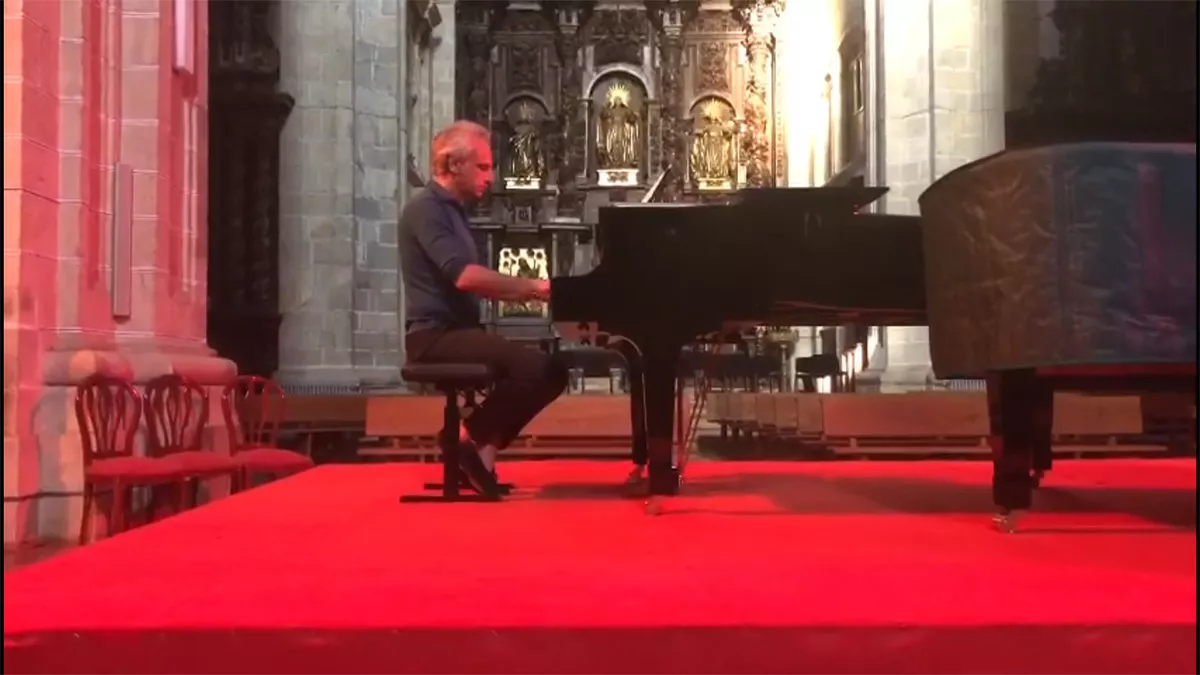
[279,394,367,458]
[820,392,990,449]
[706,390,1154,456]
[818,392,1145,453]
[774,393,824,439]
[723,392,758,438]
[284,395,367,430]
[706,391,823,440]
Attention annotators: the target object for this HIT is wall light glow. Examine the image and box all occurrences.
[777,0,836,187]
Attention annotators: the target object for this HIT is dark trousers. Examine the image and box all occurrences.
[406,328,568,450]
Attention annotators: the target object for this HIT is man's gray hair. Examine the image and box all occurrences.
[431,120,491,176]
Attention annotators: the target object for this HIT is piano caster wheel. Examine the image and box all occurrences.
[992,509,1025,534]
[1031,470,1045,489]
[644,497,664,516]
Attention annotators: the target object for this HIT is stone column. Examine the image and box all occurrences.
[277,0,357,389]
[7,0,234,544]
[551,6,587,191]
[276,0,405,389]
[5,0,64,545]
[351,0,404,386]
[654,7,686,196]
[872,0,1004,392]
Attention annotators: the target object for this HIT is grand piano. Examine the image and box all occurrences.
[550,183,927,501]
[550,143,1196,529]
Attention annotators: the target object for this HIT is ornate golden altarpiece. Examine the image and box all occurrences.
[455,0,787,343]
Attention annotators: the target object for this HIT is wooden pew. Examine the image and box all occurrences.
[280,394,368,459]
[818,392,1146,454]
[284,395,367,429]
[725,392,757,438]
[820,392,990,451]
[753,393,778,437]
[777,393,825,440]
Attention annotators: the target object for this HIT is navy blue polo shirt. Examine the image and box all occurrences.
[398,183,482,333]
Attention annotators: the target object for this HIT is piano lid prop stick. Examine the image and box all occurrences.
[640,164,674,203]
[677,367,710,479]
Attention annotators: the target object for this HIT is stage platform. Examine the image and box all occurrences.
[4,459,1196,674]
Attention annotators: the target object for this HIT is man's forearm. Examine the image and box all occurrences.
[456,264,539,300]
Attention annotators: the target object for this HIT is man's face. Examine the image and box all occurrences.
[455,138,494,203]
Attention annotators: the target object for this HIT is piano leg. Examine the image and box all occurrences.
[987,369,1053,532]
[1031,386,1054,487]
[635,340,684,504]
[613,340,648,470]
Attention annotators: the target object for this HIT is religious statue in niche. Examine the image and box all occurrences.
[504,101,545,190]
[596,81,642,187]
[497,247,549,318]
[689,98,739,191]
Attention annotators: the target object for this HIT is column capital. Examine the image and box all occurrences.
[732,0,783,41]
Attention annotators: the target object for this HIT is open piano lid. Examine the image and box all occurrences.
[733,186,889,214]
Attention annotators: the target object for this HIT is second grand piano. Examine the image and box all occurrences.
[549,186,925,498]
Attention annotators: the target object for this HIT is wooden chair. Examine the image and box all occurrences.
[144,374,239,507]
[76,374,188,544]
[222,376,314,490]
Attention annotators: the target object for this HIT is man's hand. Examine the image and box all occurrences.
[529,278,551,301]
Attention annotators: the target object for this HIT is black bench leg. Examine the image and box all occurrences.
[400,388,501,503]
[425,479,514,495]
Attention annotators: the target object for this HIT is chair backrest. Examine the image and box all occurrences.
[221,376,285,451]
[143,374,210,456]
[75,374,142,465]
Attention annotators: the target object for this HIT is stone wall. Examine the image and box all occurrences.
[5,0,234,545]
[872,0,1004,391]
[276,0,456,391]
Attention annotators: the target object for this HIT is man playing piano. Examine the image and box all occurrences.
[399,120,568,497]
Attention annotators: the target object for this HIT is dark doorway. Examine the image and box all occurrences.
[205,1,293,377]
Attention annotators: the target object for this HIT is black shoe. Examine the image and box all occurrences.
[491,469,515,496]
[456,442,501,497]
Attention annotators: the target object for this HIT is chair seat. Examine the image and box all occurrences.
[795,354,842,377]
[86,456,187,482]
[163,450,239,476]
[234,447,315,472]
[402,362,494,388]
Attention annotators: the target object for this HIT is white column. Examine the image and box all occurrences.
[874,0,1005,391]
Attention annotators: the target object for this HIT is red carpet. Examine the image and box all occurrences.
[4,459,1196,674]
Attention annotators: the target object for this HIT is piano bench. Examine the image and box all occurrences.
[402,363,495,390]
[398,363,511,503]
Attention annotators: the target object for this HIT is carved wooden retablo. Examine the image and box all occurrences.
[497,247,550,319]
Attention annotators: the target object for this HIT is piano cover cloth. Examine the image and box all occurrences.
[918,143,1197,379]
